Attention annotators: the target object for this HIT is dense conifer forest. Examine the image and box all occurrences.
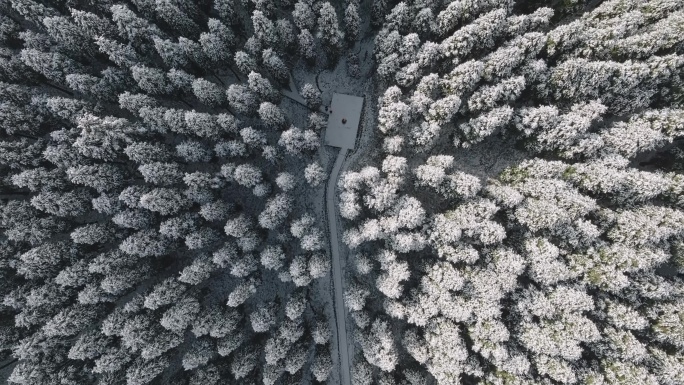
[0,0,683,384]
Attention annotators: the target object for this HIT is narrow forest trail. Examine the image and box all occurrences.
[326,148,352,385]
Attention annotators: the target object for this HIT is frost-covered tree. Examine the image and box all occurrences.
[248,71,280,103]
[126,356,168,385]
[298,29,317,62]
[177,141,213,163]
[360,319,399,372]
[182,338,214,370]
[131,65,174,95]
[233,164,263,188]
[184,111,223,139]
[66,164,124,192]
[192,78,226,107]
[227,84,258,115]
[301,83,322,109]
[259,101,286,128]
[234,50,258,74]
[178,255,216,285]
[293,1,315,30]
[231,347,259,379]
[279,125,319,154]
[262,48,289,85]
[344,3,360,42]
[138,162,183,185]
[120,229,173,257]
[30,190,91,217]
[305,161,326,187]
[96,36,140,68]
[259,193,293,229]
[252,10,278,47]
[70,223,115,245]
[139,188,189,215]
[251,303,277,332]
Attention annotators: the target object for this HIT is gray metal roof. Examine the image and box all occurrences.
[324,93,364,149]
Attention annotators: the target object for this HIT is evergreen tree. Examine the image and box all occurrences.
[192,78,226,107]
[248,71,280,103]
[318,2,343,55]
[293,1,315,30]
[262,48,289,85]
[131,65,174,95]
[259,101,286,129]
[298,29,317,62]
[345,4,360,42]
[227,84,258,115]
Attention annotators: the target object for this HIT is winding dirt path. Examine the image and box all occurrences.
[326,148,352,385]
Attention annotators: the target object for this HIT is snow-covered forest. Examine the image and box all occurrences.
[0,0,683,384]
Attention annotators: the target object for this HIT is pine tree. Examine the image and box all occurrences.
[155,0,200,38]
[178,255,216,285]
[301,83,321,109]
[70,9,118,39]
[251,303,277,332]
[66,164,125,192]
[131,65,174,95]
[138,162,183,185]
[293,1,315,30]
[126,356,168,385]
[192,78,226,107]
[143,278,185,310]
[360,318,399,372]
[276,19,296,49]
[42,16,93,57]
[248,71,280,103]
[261,50,288,86]
[278,125,319,154]
[110,4,162,49]
[182,338,215,370]
[345,3,360,42]
[231,346,259,379]
[259,101,286,129]
[234,50,258,74]
[318,2,343,55]
[298,29,317,63]
[95,36,140,68]
[177,140,213,163]
[20,49,81,84]
[153,37,189,69]
[30,190,91,217]
[252,10,278,47]
[227,84,258,115]
[70,223,116,245]
[304,161,326,187]
[259,193,293,229]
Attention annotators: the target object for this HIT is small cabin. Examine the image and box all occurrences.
[324,93,364,150]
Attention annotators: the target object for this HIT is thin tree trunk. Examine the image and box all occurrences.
[179,98,194,109]
[0,358,18,371]
[14,132,39,140]
[0,189,32,195]
[211,72,226,86]
[45,83,74,96]
[226,66,242,82]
